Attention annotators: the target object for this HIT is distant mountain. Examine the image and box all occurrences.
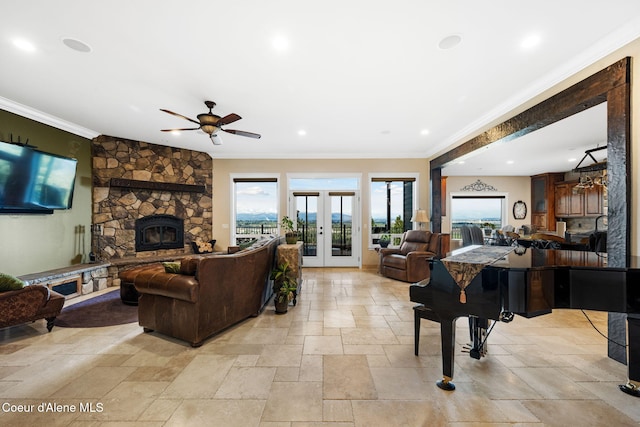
[237,212,278,222]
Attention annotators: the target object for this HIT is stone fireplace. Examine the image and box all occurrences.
[135,214,184,252]
[91,135,213,262]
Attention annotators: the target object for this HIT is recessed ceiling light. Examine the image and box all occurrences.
[506,160,514,164]
[521,34,541,50]
[272,35,290,52]
[420,129,430,136]
[62,37,92,53]
[438,34,462,50]
[298,130,306,136]
[568,158,577,162]
[12,38,36,52]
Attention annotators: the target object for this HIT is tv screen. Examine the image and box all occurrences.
[0,140,78,213]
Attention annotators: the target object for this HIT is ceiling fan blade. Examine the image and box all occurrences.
[160,109,200,125]
[211,134,223,145]
[223,129,261,139]
[161,127,201,132]
[217,113,242,126]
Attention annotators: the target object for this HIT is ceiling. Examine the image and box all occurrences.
[1,1,640,173]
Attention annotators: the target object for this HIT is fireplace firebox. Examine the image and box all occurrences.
[135,214,184,252]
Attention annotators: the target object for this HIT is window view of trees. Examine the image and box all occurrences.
[370,179,414,246]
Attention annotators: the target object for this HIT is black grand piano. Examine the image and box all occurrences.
[409,245,640,396]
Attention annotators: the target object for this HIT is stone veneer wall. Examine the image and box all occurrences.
[91,135,213,262]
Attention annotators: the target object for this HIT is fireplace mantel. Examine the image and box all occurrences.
[110,178,206,193]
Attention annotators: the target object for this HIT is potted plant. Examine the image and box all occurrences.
[281,216,299,244]
[378,233,391,248]
[270,262,298,314]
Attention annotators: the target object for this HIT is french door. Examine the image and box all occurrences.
[291,190,359,267]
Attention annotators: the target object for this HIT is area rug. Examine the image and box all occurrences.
[55,290,138,328]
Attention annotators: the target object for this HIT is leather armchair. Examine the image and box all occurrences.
[379,230,449,283]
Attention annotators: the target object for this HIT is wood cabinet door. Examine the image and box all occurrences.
[532,213,547,230]
[585,185,603,215]
[555,183,569,217]
[569,191,584,216]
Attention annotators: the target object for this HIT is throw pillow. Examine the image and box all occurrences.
[0,273,25,292]
[162,262,181,274]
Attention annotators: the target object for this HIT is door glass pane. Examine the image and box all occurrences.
[331,195,352,257]
[295,195,318,256]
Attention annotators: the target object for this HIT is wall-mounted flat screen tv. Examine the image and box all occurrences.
[0,140,78,213]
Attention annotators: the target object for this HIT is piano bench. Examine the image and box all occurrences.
[414,304,440,356]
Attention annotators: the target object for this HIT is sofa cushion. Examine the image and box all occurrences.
[0,273,25,292]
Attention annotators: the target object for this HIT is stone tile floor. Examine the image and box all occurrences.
[0,267,638,426]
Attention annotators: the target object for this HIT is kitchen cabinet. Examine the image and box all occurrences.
[531,173,564,231]
[585,184,604,215]
[554,181,604,218]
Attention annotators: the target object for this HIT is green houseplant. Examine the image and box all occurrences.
[270,262,298,314]
[281,216,299,244]
[378,233,391,248]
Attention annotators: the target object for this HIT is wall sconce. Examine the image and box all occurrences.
[411,209,430,230]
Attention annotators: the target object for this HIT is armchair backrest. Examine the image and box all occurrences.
[399,230,432,255]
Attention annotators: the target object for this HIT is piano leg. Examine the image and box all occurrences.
[620,315,640,397]
[436,317,457,391]
[412,305,457,391]
[413,304,440,356]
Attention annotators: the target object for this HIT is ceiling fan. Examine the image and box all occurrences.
[160,100,261,145]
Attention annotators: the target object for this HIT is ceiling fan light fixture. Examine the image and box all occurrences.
[200,124,220,135]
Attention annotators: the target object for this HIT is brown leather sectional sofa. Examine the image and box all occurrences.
[0,285,65,332]
[119,236,281,347]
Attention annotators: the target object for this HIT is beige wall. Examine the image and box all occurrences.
[211,158,429,267]
[442,176,531,235]
[0,110,92,276]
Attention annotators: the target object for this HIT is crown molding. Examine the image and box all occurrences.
[0,96,100,140]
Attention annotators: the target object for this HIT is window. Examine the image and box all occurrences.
[450,195,506,240]
[232,177,279,245]
[370,176,416,246]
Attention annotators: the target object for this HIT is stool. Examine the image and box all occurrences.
[120,281,139,306]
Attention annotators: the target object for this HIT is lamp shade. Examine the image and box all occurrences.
[411,209,429,223]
